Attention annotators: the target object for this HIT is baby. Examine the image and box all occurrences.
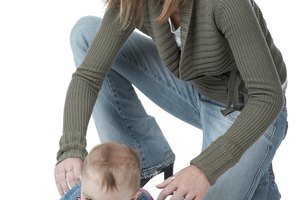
[61,142,153,200]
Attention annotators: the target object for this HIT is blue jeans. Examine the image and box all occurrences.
[66,16,288,200]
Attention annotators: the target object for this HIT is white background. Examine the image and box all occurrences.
[0,0,299,199]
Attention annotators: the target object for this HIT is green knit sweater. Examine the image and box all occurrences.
[57,0,286,185]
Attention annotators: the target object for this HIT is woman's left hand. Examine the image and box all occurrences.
[156,165,210,200]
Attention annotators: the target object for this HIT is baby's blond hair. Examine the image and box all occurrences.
[82,142,140,193]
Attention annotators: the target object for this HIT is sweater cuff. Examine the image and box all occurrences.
[56,132,88,165]
[190,141,236,185]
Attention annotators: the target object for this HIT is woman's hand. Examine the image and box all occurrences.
[156,165,210,200]
[54,158,83,196]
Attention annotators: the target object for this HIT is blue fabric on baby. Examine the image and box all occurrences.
[60,184,153,200]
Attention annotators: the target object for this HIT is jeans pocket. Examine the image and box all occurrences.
[262,121,276,142]
[225,110,241,122]
[263,111,288,145]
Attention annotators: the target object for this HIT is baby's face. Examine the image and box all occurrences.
[79,176,139,200]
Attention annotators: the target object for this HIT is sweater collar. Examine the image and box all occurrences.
[179,0,194,53]
[148,0,194,78]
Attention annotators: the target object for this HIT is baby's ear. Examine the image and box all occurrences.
[131,190,141,200]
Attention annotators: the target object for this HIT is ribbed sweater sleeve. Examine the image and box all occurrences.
[190,0,284,184]
[56,7,135,164]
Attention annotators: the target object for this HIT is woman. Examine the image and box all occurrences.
[54,0,288,199]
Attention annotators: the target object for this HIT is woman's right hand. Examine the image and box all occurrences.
[54,158,83,196]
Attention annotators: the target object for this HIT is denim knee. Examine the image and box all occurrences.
[70,16,102,67]
[70,15,100,45]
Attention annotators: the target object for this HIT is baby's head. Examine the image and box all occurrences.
[80,142,141,200]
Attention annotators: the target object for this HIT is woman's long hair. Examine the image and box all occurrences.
[106,0,182,29]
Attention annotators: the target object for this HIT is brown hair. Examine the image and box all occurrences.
[82,142,141,193]
[106,0,182,29]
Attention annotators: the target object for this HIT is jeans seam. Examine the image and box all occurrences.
[244,143,272,200]
[105,73,146,163]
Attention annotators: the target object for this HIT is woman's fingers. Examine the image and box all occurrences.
[65,167,76,188]
[54,168,69,196]
[54,158,83,196]
[157,175,178,200]
[157,165,210,200]
[156,175,176,188]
